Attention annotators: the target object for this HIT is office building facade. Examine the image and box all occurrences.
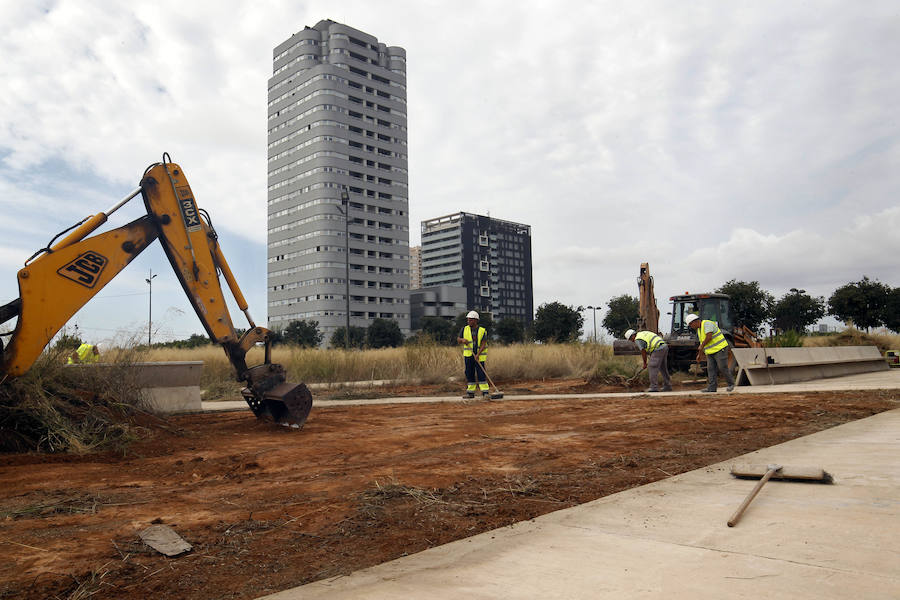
[420,213,533,325]
[267,20,410,339]
[409,285,468,329]
[409,245,422,290]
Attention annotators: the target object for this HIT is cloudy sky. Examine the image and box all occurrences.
[1,0,898,344]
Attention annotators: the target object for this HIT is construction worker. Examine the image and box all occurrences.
[456,310,489,398]
[625,329,672,392]
[686,314,734,392]
[67,342,100,365]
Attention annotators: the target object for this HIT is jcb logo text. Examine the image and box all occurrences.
[58,251,109,288]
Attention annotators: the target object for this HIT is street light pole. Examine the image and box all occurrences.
[145,269,157,346]
[338,188,351,349]
[586,305,599,342]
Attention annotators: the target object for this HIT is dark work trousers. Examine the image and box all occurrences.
[647,344,672,391]
[706,347,735,391]
[464,355,488,392]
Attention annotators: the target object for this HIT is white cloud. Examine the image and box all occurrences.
[1,0,898,340]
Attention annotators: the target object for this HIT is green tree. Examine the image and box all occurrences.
[883,287,900,333]
[282,319,323,347]
[601,294,638,338]
[827,276,891,331]
[367,318,403,348]
[418,317,455,345]
[532,302,583,343]
[329,326,367,349]
[495,317,525,345]
[771,288,825,333]
[53,331,83,352]
[716,280,773,331]
[267,329,285,345]
[155,333,211,349]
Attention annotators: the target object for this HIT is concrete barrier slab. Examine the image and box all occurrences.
[67,361,204,414]
[733,345,888,385]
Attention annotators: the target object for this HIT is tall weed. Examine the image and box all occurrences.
[142,342,637,393]
[0,348,148,453]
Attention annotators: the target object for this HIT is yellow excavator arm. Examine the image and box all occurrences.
[0,155,311,427]
[636,262,660,334]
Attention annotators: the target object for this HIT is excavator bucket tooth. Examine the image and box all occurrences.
[242,381,312,428]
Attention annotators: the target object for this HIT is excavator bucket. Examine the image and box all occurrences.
[241,363,313,428]
[613,339,640,356]
[242,382,312,428]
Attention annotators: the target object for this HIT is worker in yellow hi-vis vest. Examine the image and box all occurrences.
[625,329,672,392]
[67,343,100,365]
[686,314,734,392]
[456,310,489,399]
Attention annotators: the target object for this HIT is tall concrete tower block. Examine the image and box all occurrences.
[267,20,410,340]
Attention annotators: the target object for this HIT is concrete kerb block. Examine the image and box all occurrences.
[732,346,888,386]
[133,362,203,414]
[66,361,204,414]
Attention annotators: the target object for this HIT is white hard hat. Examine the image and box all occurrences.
[624,329,636,340]
[685,314,699,325]
[466,310,479,320]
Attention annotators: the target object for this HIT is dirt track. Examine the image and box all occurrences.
[1,385,897,599]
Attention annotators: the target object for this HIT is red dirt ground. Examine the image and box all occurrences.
[1,383,897,600]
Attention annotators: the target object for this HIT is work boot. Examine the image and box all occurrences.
[482,391,491,399]
[645,388,659,393]
[702,388,717,393]
[662,386,673,392]
[726,385,735,392]
[463,392,475,399]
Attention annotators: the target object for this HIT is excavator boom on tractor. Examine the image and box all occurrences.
[0,154,312,428]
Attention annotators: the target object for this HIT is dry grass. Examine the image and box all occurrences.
[141,342,632,396]
[803,328,900,352]
[0,347,150,453]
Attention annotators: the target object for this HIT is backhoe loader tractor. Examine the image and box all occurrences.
[0,154,312,428]
[663,292,734,371]
[613,263,762,372]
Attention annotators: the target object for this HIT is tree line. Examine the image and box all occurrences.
[601,276,900,338]
[144,301,588,350]
[142,275,897,350]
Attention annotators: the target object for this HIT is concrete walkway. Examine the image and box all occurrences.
[203,369,900,412]
[251,371,900,599]
[261,405,900,599]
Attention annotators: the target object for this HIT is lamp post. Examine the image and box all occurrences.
[145,269,157,346]
[337,188,351,349]
[586,304,600,342]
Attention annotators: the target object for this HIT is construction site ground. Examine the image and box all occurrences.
[1,372,898,599]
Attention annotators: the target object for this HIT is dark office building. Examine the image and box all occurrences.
[421,212,533,325]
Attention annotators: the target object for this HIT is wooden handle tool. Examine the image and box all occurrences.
[727,464,781,527]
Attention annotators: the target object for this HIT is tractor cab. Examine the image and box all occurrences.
[669,293,734,337]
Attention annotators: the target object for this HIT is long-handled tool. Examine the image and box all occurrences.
[474,359,504,400]
[624,365,646,387]
[727,463,833,527]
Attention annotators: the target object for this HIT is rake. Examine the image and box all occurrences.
[727,463,833,527]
